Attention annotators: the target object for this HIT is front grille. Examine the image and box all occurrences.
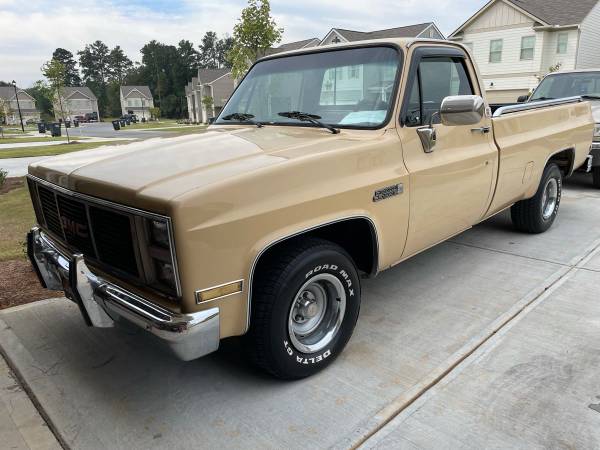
[32,180,140,278]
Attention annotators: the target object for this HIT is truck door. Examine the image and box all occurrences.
[398,46,497,258]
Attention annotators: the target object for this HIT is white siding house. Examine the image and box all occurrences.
[449,0,600,102]
[55,87,100,121]
[320,23,444,46]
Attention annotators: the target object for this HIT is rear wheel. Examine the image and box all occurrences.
[511,163,562,234]
[247,238,361,379]
[592,166,600,189]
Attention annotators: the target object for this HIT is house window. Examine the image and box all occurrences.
[520,36,536,61]
[489,39,503,63]
[348,65,359,79]
[557,33,568,54]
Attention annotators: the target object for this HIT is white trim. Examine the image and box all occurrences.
[416,23,446,39]
[63,89,93,100]
[123,87,151,99]
[319,29,349,45]
[300,38,321,48]
[206,72,232,85]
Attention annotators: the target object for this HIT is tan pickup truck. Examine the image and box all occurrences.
[26,38,594,379]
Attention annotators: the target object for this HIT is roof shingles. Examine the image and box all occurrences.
[508,0,598,25]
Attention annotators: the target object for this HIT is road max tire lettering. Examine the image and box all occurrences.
[283,340,331,364]
[305,264,354,296]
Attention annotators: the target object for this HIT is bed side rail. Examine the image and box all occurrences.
[492,96,582,118]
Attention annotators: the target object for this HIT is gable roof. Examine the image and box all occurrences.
[451,0,599,37]
[506,0,598,26]
[329,22,441,42]
[60,86,97,100]
[0,86,35,101]
[264,38,321,56]
[197,68,231,84]
[120,85,152,99]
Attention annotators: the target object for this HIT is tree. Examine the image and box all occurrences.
[42,59,71,142]
[51,48,81,86]
[0,97,12,126]
[216,36,234,68]
[108,46,133,84]
[178,40,199,76]
[200,32,219,69]
[227,0,283,78]
[26,80,54,121]
[78,41,111,114]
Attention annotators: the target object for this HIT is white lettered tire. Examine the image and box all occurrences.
[247,238,361,379]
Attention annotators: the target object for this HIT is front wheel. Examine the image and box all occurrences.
[511,163,562,234]
[246,238,361,379]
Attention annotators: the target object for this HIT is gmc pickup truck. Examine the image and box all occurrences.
[518,69,600,186]
[26,39,595,379]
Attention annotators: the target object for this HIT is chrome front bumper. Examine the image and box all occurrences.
[27,227,220,361]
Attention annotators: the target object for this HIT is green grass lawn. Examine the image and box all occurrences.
[0,136,83,145]
[0,140,129,158]
[0,183,33,261]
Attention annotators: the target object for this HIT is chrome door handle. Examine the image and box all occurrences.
[471,126,490,134]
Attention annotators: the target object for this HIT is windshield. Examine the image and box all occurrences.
[531,72,600,101]
[216,46,401,129]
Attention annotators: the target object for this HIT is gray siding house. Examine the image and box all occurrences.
[120,85,154,118]
[0,86,40,124]
[185,68,233,123]
[449,0,600,102]
[55,87,100,121]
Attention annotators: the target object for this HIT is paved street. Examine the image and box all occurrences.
[74,122,196,139]
[0,174,599,449]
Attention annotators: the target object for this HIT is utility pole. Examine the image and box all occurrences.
[11,80,24,133]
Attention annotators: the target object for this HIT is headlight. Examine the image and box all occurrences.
[143,217,179,296]
[149,219,170,248]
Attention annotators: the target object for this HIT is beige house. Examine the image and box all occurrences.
[185,69,234,123]
[449,0,600,102]
[0,86,40,124]
[55,87,100,121]
[120,85,154,118]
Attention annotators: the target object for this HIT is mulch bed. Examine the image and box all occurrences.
[0,259,62,310]
[0,177,23,195]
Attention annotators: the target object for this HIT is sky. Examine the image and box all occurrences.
[0,0,486,87]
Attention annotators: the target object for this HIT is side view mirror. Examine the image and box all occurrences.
[517,95,529,103]
[440,95,486,126]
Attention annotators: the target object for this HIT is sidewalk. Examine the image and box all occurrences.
[0,136,136,149]
[0,354,60,450]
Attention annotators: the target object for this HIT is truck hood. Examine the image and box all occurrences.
[29,127,380,212]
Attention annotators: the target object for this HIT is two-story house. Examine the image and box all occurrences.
[120,86,154,118]
[449,0,600,102]
[0,86,40,125]
[319,22,445,46]
[185,68,235,123]
[55,87,100,121]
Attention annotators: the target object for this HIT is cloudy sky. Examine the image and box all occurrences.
[0,0,484,87]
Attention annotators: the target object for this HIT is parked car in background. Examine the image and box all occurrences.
[74,115,87,123]
[84,112,98,122]
[519,70,600,186]
[26,39,595,379]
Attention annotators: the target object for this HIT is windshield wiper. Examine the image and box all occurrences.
[581,95,600,100]
[278,111,340,134]
[221,113,263,128]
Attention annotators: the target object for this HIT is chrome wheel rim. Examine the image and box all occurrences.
[288,273,346,354]
[541,178,558,220]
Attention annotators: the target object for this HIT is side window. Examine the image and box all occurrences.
[404,56,474,127]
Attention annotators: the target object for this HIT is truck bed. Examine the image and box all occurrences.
[488,97,594,213]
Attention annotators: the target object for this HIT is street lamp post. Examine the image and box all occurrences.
[11,80,24,133]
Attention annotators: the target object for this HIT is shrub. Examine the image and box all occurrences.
[0,168,7,188]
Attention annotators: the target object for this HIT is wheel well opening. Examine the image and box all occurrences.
[548,149,575,177]
[254,218,378,282]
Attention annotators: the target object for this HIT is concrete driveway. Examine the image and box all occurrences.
[1,175,600,449]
